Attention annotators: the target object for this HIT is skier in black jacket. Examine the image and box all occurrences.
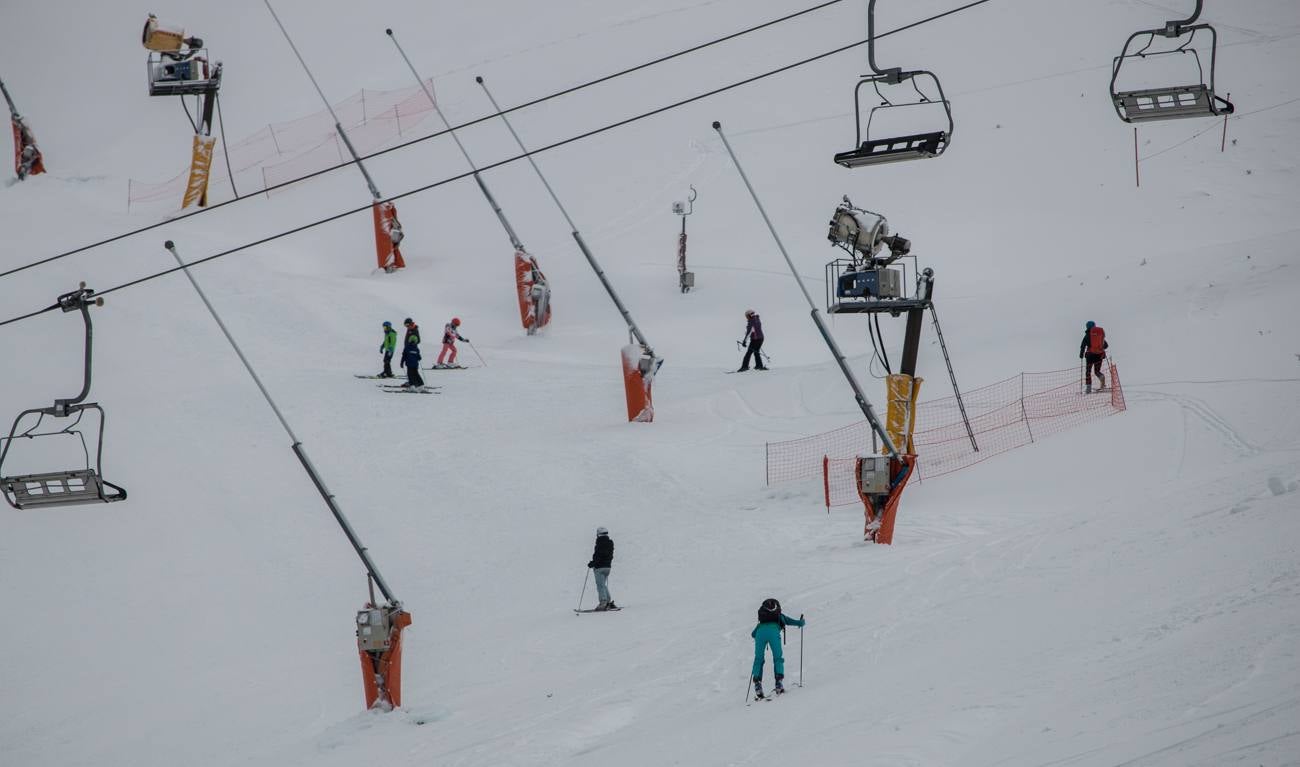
[587,527,617,611]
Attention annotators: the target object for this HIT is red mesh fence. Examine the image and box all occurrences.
[768,363,1126,504]
[127,80,437,210]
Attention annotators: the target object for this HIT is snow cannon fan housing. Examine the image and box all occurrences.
[826,200,912,311]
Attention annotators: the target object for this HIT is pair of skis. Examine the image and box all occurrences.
[574,605,623,614]
[421,364,468,371]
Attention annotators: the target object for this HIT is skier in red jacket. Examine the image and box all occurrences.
[1079,320,1109,393]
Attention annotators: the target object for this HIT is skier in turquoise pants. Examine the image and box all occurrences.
[751,598,805,698]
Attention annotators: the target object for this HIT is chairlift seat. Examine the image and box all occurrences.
[834,131,948,169]
[1113,84,1230,123]
[2,469,125,510]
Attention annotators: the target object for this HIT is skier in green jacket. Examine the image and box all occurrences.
[379,321,398,378]
[751,598,805,698]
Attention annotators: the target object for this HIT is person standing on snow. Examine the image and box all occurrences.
[751,598,804,698]
[738,309,766,372]
[587,527,618,611]
[379,321,397,378]
[436,317,469,368]
[400,318,424,388]
[1079,320,1109,393]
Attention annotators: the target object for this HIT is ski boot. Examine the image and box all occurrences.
[752,677,765,699]
[774,676,785,695]
[605,601,619,611]
[593,601,609,612]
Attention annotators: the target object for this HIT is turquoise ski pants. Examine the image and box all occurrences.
[751,623,784,679]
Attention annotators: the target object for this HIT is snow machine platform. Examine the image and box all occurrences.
[147,51,221,97]
[2,469,125,510]
[834,130,948,168]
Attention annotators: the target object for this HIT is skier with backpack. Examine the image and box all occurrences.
[1079,320,1109,393]
[751,598,805,698]
[379,321,397,378]
[436,317,468,368]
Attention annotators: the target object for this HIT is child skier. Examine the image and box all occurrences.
[751,598,804,698]
[738,309,766,371]
[1079,320,1109,393]
[400,318,424,387]
[436,317,468,368]
[587,527,618,611]
[379,321,397,378]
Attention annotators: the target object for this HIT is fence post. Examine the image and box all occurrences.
[823,455,830,513]
[394,103,402,136]
[269,123,282,155]
[1020,372,1034,444]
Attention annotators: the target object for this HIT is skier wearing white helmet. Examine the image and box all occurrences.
[587,527,617,611]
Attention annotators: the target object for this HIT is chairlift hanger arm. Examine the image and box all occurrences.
[1162,0,1203,36]
[866,0,904,82]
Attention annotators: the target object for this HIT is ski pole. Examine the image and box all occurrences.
[744,672,752,704]
[798,613,804,687]
[466,339,488,367]
[576,568,590,613]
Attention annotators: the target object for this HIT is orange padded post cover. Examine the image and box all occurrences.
[621,344,654,423]
[514,250,552,332]
[12,119,45,178]
[358,609,412,710]
[858,454,916,545]
[373,202,406,272]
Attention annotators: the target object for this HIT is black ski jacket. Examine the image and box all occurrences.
[588,535,614,569]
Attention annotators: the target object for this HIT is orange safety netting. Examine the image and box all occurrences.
[127,80,437,210]
[771,363,1126,503]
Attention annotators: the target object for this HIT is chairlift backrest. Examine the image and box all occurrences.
[1110,0,1234,123]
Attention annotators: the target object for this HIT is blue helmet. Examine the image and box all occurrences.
[1085,320,1095,329]
[383,321,392,328]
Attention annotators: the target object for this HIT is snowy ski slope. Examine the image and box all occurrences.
[1,1,1298,765]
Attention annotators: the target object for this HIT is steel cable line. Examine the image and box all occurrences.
[0,0,849,281]
[0,0,996,328]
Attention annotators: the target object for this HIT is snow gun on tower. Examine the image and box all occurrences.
[142,14,222,208]
[825,197,975,543]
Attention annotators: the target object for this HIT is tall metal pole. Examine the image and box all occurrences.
[385,30,525,252]
[476,76,655,355]
[263,0,383,203]
[713,121,899,461]
[163,240,399,606]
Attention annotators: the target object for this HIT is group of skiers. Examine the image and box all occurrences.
[580,526,804,699]
[378,317,470,387]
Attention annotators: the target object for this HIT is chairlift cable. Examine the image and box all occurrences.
[0,0,853,281]
[0,0,998,327]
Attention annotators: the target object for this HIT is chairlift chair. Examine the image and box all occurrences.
[0,285,126,510]
[834,0,953,169]
[1110,0,1234,123]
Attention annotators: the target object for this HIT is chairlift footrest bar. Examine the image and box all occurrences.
[1113,85,1232,122]
[1,469,125,509]
[834,131,948,168]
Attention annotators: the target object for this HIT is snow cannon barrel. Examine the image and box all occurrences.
[621,344,658,423]
[356,604,412,710]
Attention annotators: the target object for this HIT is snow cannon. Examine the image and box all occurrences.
[356,602,412,710]
[142,15,203,52]
[826,198,914,313]
[621,344,660,423]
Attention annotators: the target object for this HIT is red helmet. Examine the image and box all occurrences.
[451,317,461,326]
